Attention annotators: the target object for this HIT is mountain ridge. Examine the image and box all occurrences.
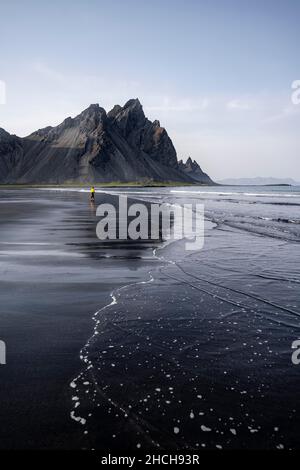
[0,99,214,185]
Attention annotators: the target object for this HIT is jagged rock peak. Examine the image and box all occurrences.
[81,103,105,114]
[77,103,107,120]
[107,104,123,119]
[179,157,213,184]
[180,157,201,171]
[122,98,145,121]
[123,98,142,109]
[109,98,146,136]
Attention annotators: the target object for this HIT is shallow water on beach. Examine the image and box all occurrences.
[66,185,300,450]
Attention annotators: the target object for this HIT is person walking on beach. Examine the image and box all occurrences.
[90,186,95,202]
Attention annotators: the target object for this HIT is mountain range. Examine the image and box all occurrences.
[0,99,213,185]
[217,177,300,186]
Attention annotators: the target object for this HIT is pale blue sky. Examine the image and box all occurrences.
[1,0,300,179]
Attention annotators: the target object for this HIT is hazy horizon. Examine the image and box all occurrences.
[1,0,300,180]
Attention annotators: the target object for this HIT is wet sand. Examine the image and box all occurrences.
[0,189,158,449]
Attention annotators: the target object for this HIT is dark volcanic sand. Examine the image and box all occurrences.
[0,189,158,449]
[0,187,300,451]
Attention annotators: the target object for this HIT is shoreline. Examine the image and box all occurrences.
[0,181,218,189]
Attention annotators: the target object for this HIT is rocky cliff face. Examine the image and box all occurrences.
[0,128,23,183]
[0,99,213,184]
[178,157,214,184]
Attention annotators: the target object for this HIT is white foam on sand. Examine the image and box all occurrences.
[0,249,83,257]
[171,190,300,198]
[0,242,59,246]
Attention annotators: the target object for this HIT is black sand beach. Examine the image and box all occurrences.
[0,186,300,450]
[0,189,159,449]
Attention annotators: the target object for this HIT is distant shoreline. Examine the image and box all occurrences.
[0,181,213,189]
[1,182,298,190]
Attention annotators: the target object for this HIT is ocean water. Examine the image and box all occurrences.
[98,185,300,240]
[67,185,300,450]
